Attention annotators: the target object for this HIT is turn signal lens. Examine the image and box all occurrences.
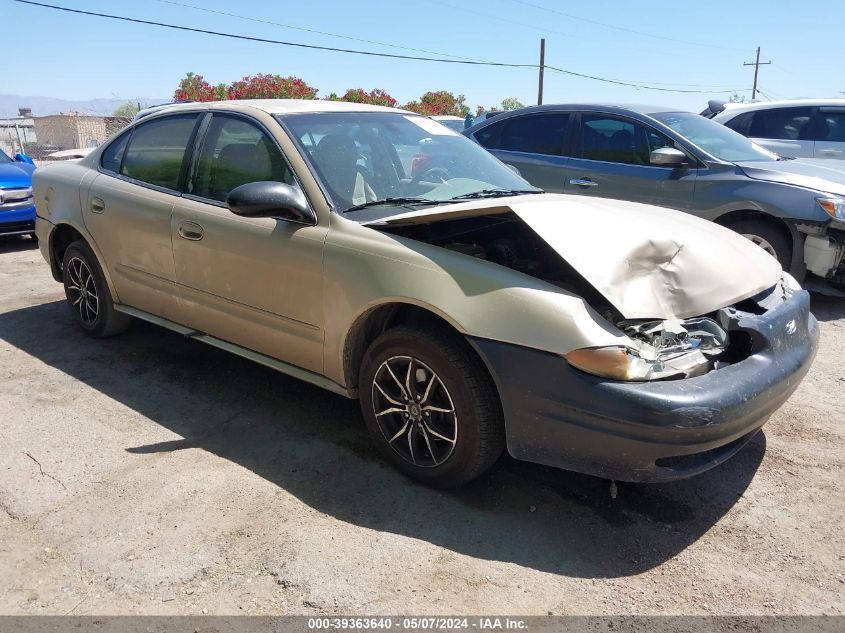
[816,197,845,221]
[565,346,631,380]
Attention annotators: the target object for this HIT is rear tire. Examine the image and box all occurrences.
[62,240,131,338]
[359,325,505,488]
[725,219,791,270]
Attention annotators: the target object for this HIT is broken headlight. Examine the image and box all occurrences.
[565,317,729,381]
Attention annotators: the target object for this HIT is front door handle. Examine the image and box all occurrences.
[90,197,105,213]
[569,178,599,188]
[819,149,843,156]
[177,221,204,241]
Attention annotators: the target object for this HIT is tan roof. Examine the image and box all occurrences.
[150,99,408,116]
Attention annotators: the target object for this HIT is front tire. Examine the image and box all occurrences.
[359,325,505,488]
[725,219,792,270]
[62,240,130,337]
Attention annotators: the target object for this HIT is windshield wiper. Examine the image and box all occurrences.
[345,197,442,213]
[448,188,543,201]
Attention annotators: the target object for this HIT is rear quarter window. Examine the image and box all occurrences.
[100,132,130,173]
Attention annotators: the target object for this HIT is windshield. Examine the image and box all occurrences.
[279,112,536,212]
[652,112,779,162]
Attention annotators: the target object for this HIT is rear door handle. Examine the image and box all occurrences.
[569,178,599,188]
[90,197,105,213]
[177,221,204,241]
[819,149,843,156]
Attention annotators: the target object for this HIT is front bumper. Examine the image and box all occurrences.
[0,202,36,236]
[470,289,818,482]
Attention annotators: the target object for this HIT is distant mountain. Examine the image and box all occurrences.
[0,94,169,117]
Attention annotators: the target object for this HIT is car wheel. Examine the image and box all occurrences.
[359,325,505,488]
[725,220,792,270]
[62,240,131,337]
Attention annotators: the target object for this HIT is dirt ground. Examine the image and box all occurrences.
[0,236,843,616]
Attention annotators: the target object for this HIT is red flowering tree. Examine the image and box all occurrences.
[226,74,318,100]
[173,72,220,102]
[402,91,469,117]
[339,88,397,107]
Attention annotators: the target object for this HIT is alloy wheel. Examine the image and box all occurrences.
[371,355,458,468]
[66,256,99,326]
[741,233,777,258]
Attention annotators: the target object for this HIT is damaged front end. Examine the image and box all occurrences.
[565,276,805,382]
[567,316,731,381]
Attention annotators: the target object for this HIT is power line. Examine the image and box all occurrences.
[151,0,484,62]
[503,0,750,52]
[543,64,747,94]
[12,0,748,95]
[155,0,742,90]
[13,0,535,69]
[426,0,734,62]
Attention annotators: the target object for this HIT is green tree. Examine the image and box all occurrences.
[729,93,746,103]
[112,101,141,117]
[500,97,524,111]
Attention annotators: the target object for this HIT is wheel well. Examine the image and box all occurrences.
[715,210,793,245]
[49,224,85,280]
[715,209,795,260]
[343,303,463,392]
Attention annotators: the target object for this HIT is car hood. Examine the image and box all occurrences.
[736,158,845,196]
[0,161,35,188]
[359,193,782,320]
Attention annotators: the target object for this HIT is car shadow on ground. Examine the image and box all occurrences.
[0,236,38,254]
[0,300,765,579]
[809,293,845,322]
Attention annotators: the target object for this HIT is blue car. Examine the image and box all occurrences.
[0,149,36,239]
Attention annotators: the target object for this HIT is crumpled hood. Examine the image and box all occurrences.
[0,161,35,188]
[361,193,782,320]
[737,158,845,196]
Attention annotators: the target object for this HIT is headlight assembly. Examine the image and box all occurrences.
[565,317,730,381]
[565,346,712,381]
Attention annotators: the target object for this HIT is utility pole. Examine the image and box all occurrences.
[537,38,545,106]
[743,46,771,100]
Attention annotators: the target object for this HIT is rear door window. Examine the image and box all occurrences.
[120,115,199,190]
[748,107,814,140]
[475,113,569,156]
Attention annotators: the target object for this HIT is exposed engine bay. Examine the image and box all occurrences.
[378,212,781,380]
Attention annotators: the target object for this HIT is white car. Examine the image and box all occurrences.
[430,115,465,133]
[707,99,845,160]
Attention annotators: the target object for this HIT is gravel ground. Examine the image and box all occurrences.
[0,236,843,616]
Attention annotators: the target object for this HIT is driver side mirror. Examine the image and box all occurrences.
[14,152,34,165]
[649,147,687,167]
[227,181,315,225]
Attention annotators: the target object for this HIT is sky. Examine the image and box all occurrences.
[7,0,844,113]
